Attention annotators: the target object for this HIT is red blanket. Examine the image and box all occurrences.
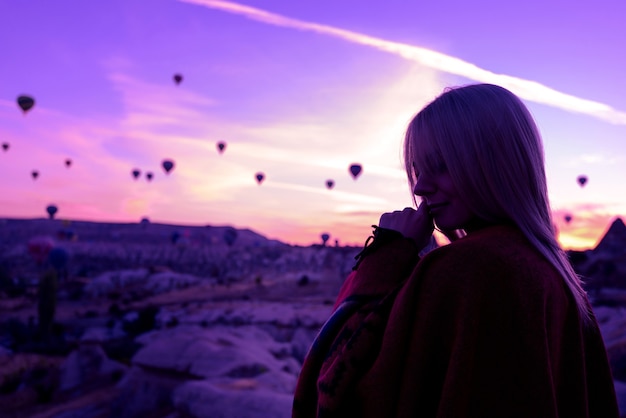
[293,225,619,417]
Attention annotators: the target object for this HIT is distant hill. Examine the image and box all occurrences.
[0,217,279,248]
[0,217,359,286]
[0,217,284,280]
[594,217,626,256]
[570,217,626,293]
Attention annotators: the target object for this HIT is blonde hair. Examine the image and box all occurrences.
[403,83,592,325]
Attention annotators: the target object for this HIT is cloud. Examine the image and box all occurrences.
[108,72,217,127]
[266,180,388,205]
[561,153,624,167]
[100,47,411,239]
[179,0,626,125]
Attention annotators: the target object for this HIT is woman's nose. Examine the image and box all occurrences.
[413,175,434,197]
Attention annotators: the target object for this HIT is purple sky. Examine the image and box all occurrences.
[1,0,625,247]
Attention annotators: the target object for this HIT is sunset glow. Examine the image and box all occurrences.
[1,0,625,248]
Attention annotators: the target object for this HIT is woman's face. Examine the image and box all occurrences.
[412,162,477,231]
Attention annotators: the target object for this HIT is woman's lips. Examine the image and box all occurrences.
[428,202,448,213]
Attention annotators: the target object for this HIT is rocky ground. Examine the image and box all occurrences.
[0,218,359,417]
[1,217,626,417]
[0,266,347,418]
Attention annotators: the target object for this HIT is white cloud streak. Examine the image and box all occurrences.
[265,180,389,205]
[179,0,626,125]
[561,153,624,167]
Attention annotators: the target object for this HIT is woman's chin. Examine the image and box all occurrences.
[434,219,456,231]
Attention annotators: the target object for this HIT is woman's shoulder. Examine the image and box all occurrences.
[418,225,563,296]
[431,224,551,264]
[427,224,535,261]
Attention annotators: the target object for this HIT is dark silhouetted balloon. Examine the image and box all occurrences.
[146,172,153,181]
[349,163,362,180]
[31,170,39,180]
[132,169,141,179]
[46,204,58,219]
[17,95,35,114]
[65,158,72,168]
[173,74,183,85]
[1,143,8,152]
[321,233,330,246]
[577,175,587,187]
[27,236,55,265]
[48,247,69,271]
[140,217,150,225]
[326,179,334,189]
[255,172,265,184]
[162,159,174,174]
[564,214,573,224]
[56,228,76,241]
[217,141,226,154]
[223,227,238,246]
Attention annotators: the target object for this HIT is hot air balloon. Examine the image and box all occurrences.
[146,172,154,181]
[255,172,265,184]
[17,95,35,114]
[65,158,72,168]
[223,227,238,246]
[564,214,573,224]
[326,180,334,189]
[162,159,174,174]
[46,204,58,219]
[349,163,362,180]
[1,143,8,152]
[173,74,183,85]
[56,228,76,241]
[132,169,141,180]
[31,170,39,180]
[577,175,587,187]
[48,247,69,272]
[27,236,55,265]
[321,233,330,246]
[217,141,226,154]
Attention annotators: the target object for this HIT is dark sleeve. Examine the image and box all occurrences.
[334,226,420,309]
[293,228,420,417]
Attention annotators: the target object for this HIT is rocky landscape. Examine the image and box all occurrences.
[1,217,626,417]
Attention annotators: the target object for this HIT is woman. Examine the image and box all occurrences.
[292,84,619,417]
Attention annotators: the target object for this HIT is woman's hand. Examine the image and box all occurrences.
[378,204,434,251]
